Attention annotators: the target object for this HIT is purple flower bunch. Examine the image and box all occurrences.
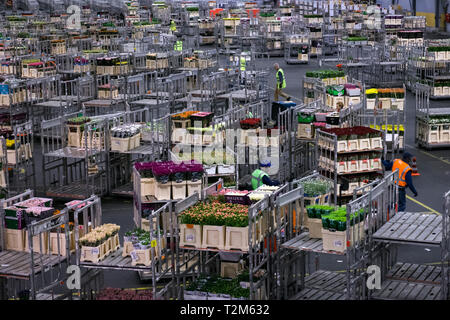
[135,161,205,182]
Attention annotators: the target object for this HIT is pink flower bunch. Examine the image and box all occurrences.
[180,201,249,227]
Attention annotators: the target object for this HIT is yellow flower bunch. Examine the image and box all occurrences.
[79,223,120,247]
[6,139,15,149]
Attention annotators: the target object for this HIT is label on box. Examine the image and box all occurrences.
[151,240,157,248]
[186,234,195,242]
[91,247,99,255]
[131,250,138,261]
[334,240,343,247]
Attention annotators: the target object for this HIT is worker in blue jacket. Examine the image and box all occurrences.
[382,152,418,212]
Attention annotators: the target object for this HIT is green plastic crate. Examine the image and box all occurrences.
[4,206,22,217]
[298,114,314,124]
[4,216,25,229]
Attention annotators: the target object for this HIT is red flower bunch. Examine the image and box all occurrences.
[96,287,154,300]
[322,126,381,138]
[240,118,261,129]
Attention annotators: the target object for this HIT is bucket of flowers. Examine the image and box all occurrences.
[298,178,332,207]
[135,162,155,198]
[239,118,261,130]
[49,218,74,252]
[6,138,19,164]
[185,274,249,300]
[79,224,120,263]
[67,116,91,148]
[23,206,55,225]
[153,164,172,200]
[127,228,163,266]
[184,160,204,197]
[171,163,188,200]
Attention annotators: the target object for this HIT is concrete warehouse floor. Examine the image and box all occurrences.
[33,56,450,291]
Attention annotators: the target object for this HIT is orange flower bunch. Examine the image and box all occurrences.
[171,110,198,120]
[61,222,74,231]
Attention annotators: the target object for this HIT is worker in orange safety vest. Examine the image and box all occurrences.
[382,152,418,212]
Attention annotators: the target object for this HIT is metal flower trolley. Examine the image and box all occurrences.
[175,181,280,300]
[370,187,450,300]
[415,83,450,149]
[0,190,72,300]
[281,171,398,300]
[73,195,177,300]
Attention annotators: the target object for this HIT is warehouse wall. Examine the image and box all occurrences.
[397,0,412,11]
[377,0,448,28]
[416,0,437,27]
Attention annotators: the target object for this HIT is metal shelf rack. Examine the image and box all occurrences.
[415,83,450,150]
[281,170,398,300]
[0,190,72,300]
[370,190,450,300]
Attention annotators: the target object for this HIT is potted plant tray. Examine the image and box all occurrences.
[337,140,347,152]
[379,98,391,110]
[337,161,347,174]
[345,96,361,106]
[391,98,404,111]
[130,240,164,266]
[67,124,83,148]
[307,218,323,238]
